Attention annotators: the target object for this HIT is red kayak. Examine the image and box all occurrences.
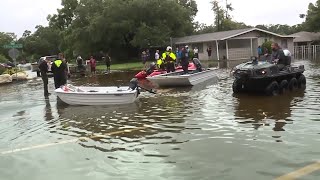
[135,63,197,79]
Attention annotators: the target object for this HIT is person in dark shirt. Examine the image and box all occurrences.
[180,46,189,74]
[51,53,68,89]
[105,54,112,73]
[39,58,50,96]
[271,43,286,70]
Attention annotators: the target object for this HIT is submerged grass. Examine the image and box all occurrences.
[96,61,144,71]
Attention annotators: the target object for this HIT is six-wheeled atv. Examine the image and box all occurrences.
[231,57,306,96]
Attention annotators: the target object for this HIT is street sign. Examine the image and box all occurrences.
[3,42,23,49]
[8,48,20,60]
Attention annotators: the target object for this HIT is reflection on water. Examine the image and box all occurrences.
[0,60,320,179]
[234,91,305,131]
[44,98,54,122]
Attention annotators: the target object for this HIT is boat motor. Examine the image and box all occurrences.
[146,62,156,75]
[192,58,202,72]
[129,78,139,91]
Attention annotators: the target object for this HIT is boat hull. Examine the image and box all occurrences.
[55,86,138,106]
[147,68,218,87]
[135,63,197,79]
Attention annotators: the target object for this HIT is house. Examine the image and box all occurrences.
[172,28,295,61]
[290,31,320,59]
[290,31,320,46]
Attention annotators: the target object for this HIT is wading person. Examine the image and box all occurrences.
[162,46,176,73]
[51,53,67,89]
[89,56,96,75]
[180,46,190,74]
[175,47,182,66]
[141,51,147,68]
[257,46,263,59]
[193,47,199,58]
[38,58,50,96]
[207,46,212,59]
[105,54,111,73]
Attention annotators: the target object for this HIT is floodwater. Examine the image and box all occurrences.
[0,60,319,180]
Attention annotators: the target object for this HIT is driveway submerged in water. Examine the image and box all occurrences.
[0,60,319,180]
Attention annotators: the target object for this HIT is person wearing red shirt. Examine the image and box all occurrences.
[89,56,96,74]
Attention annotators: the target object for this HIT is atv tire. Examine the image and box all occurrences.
[297,74,306,90]
[232,79,243,94]
[279,80,288,94]
[288,78,298,91]
[265,81,279,96]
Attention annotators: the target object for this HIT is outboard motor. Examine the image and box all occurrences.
[146,62,156,75]
[192,58,202,72]
[128,78,139,91]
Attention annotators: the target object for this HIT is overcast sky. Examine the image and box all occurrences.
[0,0,316,37]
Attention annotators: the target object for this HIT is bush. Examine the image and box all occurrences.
[0,54,8,63]
[0,66,5,74]
[2,68,23,75]
[262,41,272,54]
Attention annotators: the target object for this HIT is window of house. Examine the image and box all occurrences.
[191,43,203,53]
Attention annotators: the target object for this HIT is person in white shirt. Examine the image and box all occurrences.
[193,47,199,58]
[155,50,160,60]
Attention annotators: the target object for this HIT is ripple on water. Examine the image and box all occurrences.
[1,61,320,179]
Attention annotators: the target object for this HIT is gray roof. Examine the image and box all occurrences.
[173,28,295,44]
[290,31,320,42]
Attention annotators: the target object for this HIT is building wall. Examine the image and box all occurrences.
[227,39,252,60]
[287,38,294,55]
[183,39,258,61]
[175,30,294,60]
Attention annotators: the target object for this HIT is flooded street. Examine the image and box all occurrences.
[0,60,319,180]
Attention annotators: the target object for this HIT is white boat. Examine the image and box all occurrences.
[146,68,218,87]
[55,85,139,106]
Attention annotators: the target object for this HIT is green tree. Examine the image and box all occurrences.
[255,24,303,35]
[262,41,272,54]
[0,54,7,63]
[304,0,320,32]
[210,0,248,32]
[0,32,14,59]
[211,0,225,31]
[18,26,60,60]
[176,0,198,18]
[48,0,196,60]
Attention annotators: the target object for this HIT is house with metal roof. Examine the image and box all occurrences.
[290,31,320,46]
[172,28,295,61]
[290,31,320,60]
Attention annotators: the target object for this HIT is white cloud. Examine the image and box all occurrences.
[0,0,61,37]
[195,0,316,26]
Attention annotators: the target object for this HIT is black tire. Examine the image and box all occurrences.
[279,80,288,94]
[265,81,279,96]
[232,80,243,93]
[298,74,306,90]
[288,78,298,91]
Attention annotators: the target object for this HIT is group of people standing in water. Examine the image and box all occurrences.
[152,45,199,74]
[39,53,68,97]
